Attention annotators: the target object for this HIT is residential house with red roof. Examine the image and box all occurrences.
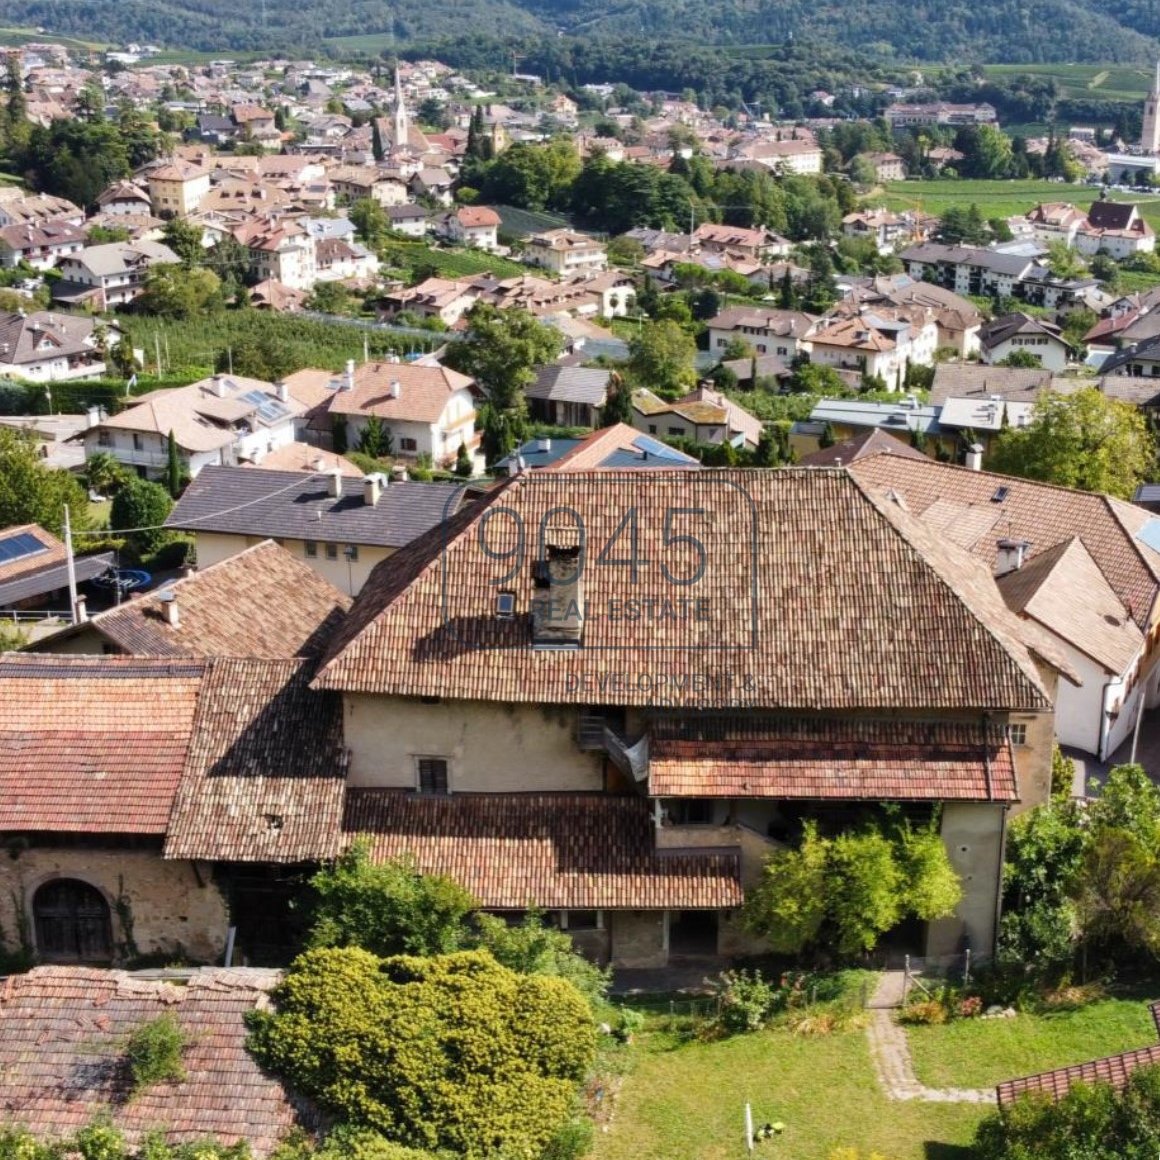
[326,358,481,469]
[445,205,501,251]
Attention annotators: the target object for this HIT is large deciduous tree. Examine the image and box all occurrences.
[625,319,697,399]
[443,303,561,463]
[0,428,91,539]
[985,388,1153,499]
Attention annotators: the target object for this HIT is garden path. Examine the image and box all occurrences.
[866,972,996,1105]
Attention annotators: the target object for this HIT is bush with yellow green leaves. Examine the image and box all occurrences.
[247,947,597,1160]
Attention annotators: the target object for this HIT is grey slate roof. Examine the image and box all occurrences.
[526,365,611,405]
[165,465,465,548]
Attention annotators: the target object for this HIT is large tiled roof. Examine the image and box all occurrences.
[327,360,476,424]
[314,469,1054,711]
[0,656,206,834]
[93,374,293,453]
[547,424,701,471]
[649,717,1018,801]
[527,364,611,405]
[998,537,1142,675]
[929,364,1055,405]
[343,791,742,909]
[0,967,315,1155]
[164,659,346,863]
[848,454,1160,631]
[58,541,350,659]
[166,465,465,549]
[996,1003,1160,1109]
[796,428,926,468]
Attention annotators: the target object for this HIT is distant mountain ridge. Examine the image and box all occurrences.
[4,0,1160,64]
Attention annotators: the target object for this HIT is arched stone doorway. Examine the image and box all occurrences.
[33,879,114,963]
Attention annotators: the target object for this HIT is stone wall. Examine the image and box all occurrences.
[609,910,667,968]
[0,847,228,965]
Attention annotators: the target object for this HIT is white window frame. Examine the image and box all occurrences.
[1008,723,1028,746]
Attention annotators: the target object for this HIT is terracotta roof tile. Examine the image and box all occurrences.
[849,454,1160,630]
[650,717,1018,801]
[0,656,205,834]
[0,966,316,1155]
[997,537,1142,674]
[327,360,476,424]
[343,791,742,909]
[0,524,65,584]
[55,541,351,660]
[164,658,346,863]
[314,469,1054,712]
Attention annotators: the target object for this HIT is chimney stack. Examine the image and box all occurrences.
[344,359,355,391]
[389,379,401,400]
[532,540,585,649]
[996,538,1031,576]
[159,589,179,627]
[86,405,101,429]
[363,473,383,507]
[213,375,228,398]
[964,442,984,471]
[327,466,343,498]
[275,381,289,403]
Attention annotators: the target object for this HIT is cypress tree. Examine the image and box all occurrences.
[165,430,181,498]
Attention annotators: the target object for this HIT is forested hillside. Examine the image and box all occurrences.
[3,0,1160,63]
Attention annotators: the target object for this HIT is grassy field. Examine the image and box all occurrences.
[0,25,107,51]
[591,1017,983,1160]
[877,178,1160,232]
[982,63,1152,103]
[907,994,1159,1091]
[383,239,530,280]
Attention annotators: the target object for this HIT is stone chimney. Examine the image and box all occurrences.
[532,541,584,649]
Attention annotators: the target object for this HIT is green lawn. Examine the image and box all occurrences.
[877,179,1160,233]
[591,1019,984,1160]
[907,995,1159,1090]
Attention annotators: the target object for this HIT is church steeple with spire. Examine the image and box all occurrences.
[393,65,409,151]
[1142,60,1160,153]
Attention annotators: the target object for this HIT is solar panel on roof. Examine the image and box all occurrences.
[240,389,290,423]
[631,435,692,462]
[0,531,47,565]
[1137,519,1160,554]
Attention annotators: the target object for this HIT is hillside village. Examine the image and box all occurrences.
[8,33,1160,1160]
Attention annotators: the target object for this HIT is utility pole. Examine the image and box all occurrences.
[63,503,78,625]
